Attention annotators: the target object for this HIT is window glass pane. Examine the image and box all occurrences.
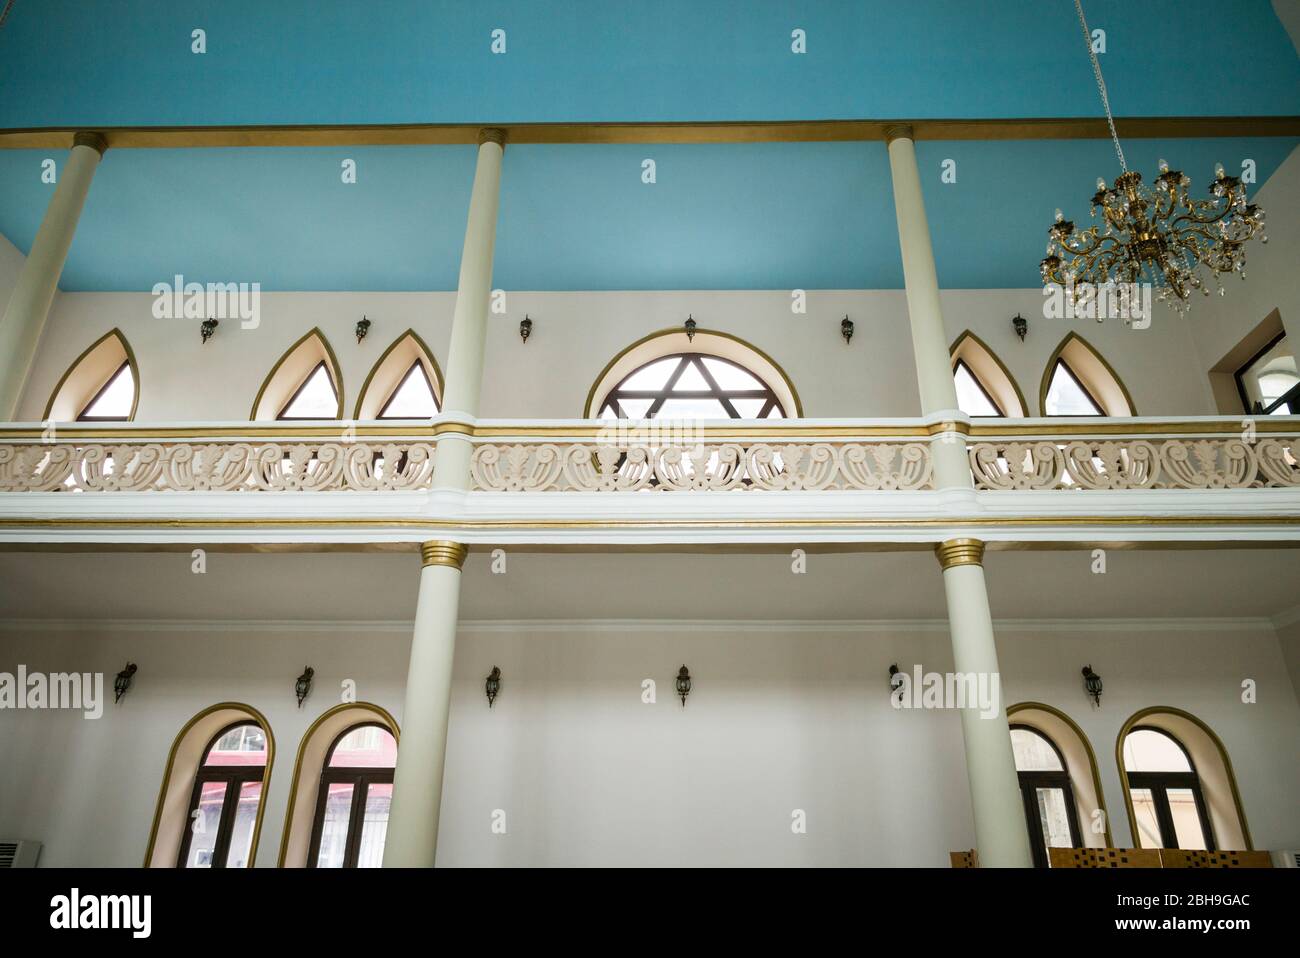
[620,357,680,391]
[671,361,710,391]
[315,782,355,868]
[355,783,393,868]
[617,398,653,419]
[954,364,1000,417]
[223,781,262,868]
[1045,362,1102,415]
[1167,788,1209,850]
[329,725,397,768]
[380,363,438,418]
[656,397,730,419]
[1035,787,1075,851]
[731,398,767,418]
[183,781,227,868]
[702,357,762,391]
[1123,729,1192,772]
[1129,788,1163,848]
[205,724,268,766]
[81,364,134,419]
[280,364,338,418]
[1238,334,1296,410]
[1011,728,1064,771]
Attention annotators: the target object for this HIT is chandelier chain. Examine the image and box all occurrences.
[1073,0,1126,172]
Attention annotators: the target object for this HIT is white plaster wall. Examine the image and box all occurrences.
[1183,143,1300,374]
[13,285,1215,422]
[1,620,1297,867]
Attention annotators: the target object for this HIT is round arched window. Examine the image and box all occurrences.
[177,721,269,868]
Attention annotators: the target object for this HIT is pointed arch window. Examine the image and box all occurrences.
[43,328,140,422]
[353,330,444,420]
[251,328,344,421]
[1122,727,1214,851]
[1044,360,1104,416]
[1011,725,1082,868]
[1040,334,1135,417]
[77,362,136,421]
[177,721,269,868]
[953,360,1003,417]
[308,723,397,868]
[278,361,340,420]
[378,361,439,419]
[948,331,1026,418]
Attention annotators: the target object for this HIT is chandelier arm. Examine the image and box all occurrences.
[1170,204,1235,229]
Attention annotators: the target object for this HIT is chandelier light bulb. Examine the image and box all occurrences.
[1215,162,1226,179]
[1158,158,1168,172]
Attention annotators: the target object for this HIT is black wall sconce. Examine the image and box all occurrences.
[356,316,372,343]
[200,318,218,344]
[485,666,502,707]
[841,316,855,344]
[675,665,692,706]
[114,663,137,704]
[888,663,901,695]
[519,316,533,344]
[684,316,697,342]
[1012,313,1028,342]
[295,666,314,708]
[1081,665,1103,707]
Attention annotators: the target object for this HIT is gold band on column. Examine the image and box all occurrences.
[883,123,915,142]
[421,540,468,569]
[935,538,985,570]
[478,127,507,147]
[73,131,108,155]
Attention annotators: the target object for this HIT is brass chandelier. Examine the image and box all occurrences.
[1040,0,1268,316]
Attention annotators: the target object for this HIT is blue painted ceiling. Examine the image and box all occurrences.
[0,1,1296,291]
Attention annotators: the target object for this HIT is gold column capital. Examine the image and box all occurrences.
[421,540,468,569]
[477,127,508,147]
[73,131,108,155]
[883,123,915,143]
[935,538,985,570]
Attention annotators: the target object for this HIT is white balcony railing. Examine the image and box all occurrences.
[0,418,1296,493]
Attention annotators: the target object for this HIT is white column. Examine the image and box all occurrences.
[0,132,107,419]
[434,127,505,491]
[886,125,1031,867]
[936,539,1033,867]
[383,128,504,867]
[383,541,467,867]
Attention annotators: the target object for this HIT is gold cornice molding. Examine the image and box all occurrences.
[4,116,1298,150]
[421,539,468,569]
[935,537,985,569]
[72,131,108,155]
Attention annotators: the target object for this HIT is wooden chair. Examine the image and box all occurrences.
[1049,847,1163,868]
[949,849,979,868]
[1159,849,1272,868]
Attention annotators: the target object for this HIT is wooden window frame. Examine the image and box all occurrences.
[599,353,785,420]
[176,721,268,868]
[306,723,396,869]
[277,360,338,421]
[1045,358,1104,416]
[1125,726,1216,851]
[377,360,439,419]
[953,358,1005,417]
[76,361,133,422]
[1010,724,1082,868]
